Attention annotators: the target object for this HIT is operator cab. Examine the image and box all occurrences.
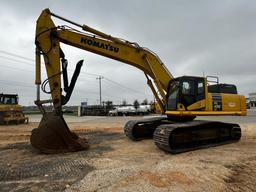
[166,76,238,111]
[0,94,19,105]
[167,76,205,111]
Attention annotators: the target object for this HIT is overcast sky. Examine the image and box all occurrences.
[0,0,255,106]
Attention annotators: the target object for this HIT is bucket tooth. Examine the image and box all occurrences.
[30,112,89,154]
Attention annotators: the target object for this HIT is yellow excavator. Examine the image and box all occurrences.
[0,93,28,125]
[31,9,246,154]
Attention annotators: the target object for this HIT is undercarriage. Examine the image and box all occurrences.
[124,117,241,153]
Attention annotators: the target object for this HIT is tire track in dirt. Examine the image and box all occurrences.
[224,156,256,191]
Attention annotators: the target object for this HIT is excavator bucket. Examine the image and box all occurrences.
[30,112,89,154]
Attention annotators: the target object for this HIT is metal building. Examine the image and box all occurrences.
[249,92,256,109]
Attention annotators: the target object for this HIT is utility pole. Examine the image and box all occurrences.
[96,76,103,105]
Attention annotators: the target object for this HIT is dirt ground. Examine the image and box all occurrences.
[0,115,256,192]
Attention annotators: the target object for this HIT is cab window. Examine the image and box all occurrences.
[182,81,194,95]
[198,82,204,94]
[196,80,205,100]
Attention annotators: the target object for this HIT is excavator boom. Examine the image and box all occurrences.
[35,9,172,113]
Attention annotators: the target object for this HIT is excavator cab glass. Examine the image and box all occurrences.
[0,94,18,105]
[166,76,205,111]
[166,80,179,110]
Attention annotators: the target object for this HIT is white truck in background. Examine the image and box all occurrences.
[108,105,151,116]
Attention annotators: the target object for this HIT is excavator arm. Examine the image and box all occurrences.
[31,9,174,153]
[35,9,173,114]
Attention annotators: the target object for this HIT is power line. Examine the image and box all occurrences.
[104,77,146,95]
[0,55,34,66]
[0,79,33,85]
[80,71,100,77]
[0,64,150,97]
[0,63,34,73]
[0,53,97,77]
[74,88,119,99]
[0,50,34,62]
[0,50,150,97]
[0,80,33,88]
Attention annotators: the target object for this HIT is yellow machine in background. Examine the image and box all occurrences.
[31,9,246,154]
[0,93,28,125]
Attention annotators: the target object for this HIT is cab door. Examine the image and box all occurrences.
[179,77,205,110]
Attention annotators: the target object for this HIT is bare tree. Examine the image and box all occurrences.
[141,99,148,105]
[122,100,127,106]
[133,99,140,110]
